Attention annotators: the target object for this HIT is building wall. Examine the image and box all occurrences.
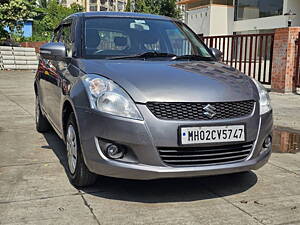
[186,4,234,36]
[182,0,300,36]
[60,0,80,7]
[60,0,127,12]
[233,15,286,33]
[210,5,234,35]
[285,0,300,27]
[4,21,33,38]
[232,0,300,34]
[186,6,210,35]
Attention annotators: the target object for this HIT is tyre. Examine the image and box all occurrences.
[35,95,51,133]
[65,113,98,187]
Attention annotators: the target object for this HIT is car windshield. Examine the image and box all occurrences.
[83,17,213,60]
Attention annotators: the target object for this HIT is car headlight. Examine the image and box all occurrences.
[251,78,272,115]
[82,74,143,120]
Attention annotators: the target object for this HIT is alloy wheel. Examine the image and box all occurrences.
[66,125,78,174]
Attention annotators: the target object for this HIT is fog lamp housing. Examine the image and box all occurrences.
[97,138,138,163]
[106,144,125,159]
[261,136,272,154]
[263,136,272,149]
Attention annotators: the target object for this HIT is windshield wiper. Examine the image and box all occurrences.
[171,55,213,61]
[108,51,177,60]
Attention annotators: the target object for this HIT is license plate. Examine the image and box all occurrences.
[180,125,245,145]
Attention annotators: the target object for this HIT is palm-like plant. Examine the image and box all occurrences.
[37,0,48,8]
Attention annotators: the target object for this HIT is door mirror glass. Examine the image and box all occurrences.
[210,48,223,61]
[40,42,66,60]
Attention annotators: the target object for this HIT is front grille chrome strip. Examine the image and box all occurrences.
[158,142,254,166]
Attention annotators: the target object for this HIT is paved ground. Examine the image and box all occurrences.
[270,92,300,130]
[1,71,300,225]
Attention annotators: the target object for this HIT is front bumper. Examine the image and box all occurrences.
[76,105,273,180]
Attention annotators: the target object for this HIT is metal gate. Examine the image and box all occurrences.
[295,32,300,88]
[200,33,274,85]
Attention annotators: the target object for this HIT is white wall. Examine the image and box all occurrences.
[186,5,234,36]
[285,0,300,27]
[210,5,234,35]
[185,0,300,35]
[186,7,210,35]
[233,15,287,33]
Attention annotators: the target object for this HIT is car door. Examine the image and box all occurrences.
[38,27,62,124]
[48,21,75,132]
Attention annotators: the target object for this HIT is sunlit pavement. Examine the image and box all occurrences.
[0,71,300,225]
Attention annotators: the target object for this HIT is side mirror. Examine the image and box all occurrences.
[210,48,223,61]
[40,42,66,60]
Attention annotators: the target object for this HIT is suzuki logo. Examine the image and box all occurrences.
[203,104,217,118]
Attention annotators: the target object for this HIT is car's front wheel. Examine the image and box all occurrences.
[65,113,98,187]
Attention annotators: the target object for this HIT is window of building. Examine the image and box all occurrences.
[186,0,233,10]
[100,6,107,11]
[89,5,97,11]
[89,0,97,3]
[117,1,124,11]
[234,0,283,21]
[211,0,233,5]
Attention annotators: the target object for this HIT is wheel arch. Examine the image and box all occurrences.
[34,82,38,96]
[62,100,76,138]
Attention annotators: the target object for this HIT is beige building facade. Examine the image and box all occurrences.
[177,0,300,36]
[60,0,127,12]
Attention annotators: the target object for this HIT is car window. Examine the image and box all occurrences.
[84,17,212,59]
[165,29,191,56]
[85,29,130,55]
[59,24,72,57]
[52,28,61,42]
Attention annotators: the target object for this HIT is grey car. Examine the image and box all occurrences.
[35,12,273,187]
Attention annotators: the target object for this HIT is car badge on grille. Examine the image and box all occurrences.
[203,104,217,118]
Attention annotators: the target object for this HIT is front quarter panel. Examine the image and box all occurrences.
[68,76,91,109]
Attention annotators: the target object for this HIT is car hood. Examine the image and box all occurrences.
[77,59,257,103]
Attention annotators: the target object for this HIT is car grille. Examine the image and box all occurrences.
[158,142,253,166]
[146,100,255,120]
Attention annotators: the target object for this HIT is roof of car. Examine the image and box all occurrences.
[72,11,173,21]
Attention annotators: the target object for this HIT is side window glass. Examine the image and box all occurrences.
[52,28,61,42]
[59,25,72,57]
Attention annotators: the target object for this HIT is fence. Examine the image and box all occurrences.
[200,33,274,85]
[295,32,300,88]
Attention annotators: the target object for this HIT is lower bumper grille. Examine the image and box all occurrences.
[158,142,253,166]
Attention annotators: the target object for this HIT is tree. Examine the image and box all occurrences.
[33,0,83,40]
[134,0,149,13]
[0,0,38,38]
[125,0,180,18]
[70,2,84,12]
[144,0,160,15]
[159,0,180,18]
[125,0,131,12]
[37,0,48,8]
